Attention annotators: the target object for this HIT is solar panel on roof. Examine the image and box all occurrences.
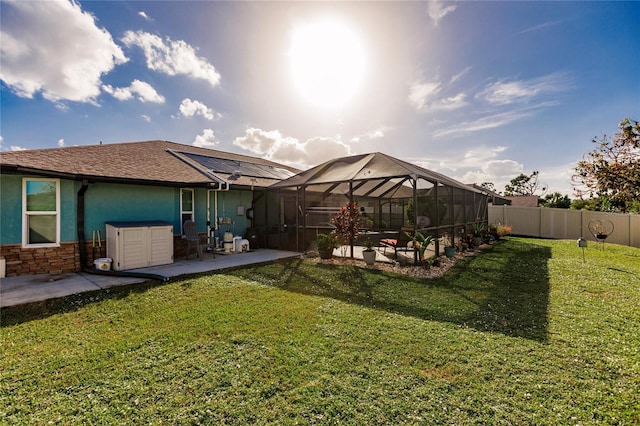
[182,152,294,180]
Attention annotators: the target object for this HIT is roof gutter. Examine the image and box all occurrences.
[2,165,214,188]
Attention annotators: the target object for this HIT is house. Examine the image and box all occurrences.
[506,195,539,207]
[0,140,299,277]
[469,184,512,206]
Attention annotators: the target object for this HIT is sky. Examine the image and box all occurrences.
[1,0,638,197]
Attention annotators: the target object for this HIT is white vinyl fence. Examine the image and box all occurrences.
[488,206,640,248]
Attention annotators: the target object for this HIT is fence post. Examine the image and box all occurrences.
[539,207,543,238]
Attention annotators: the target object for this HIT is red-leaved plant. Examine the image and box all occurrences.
[331,201,362,254]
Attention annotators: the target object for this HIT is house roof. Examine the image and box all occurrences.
[0,140,299,188]
[506,195,539,207]
[469,183,512,205]
[270,152,482,196]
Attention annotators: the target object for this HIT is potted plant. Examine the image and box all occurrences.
[406,230,435,268]
[361,238,376,265]
[472,222,486,246]
[316,232,338,259]
[441,232,456,258]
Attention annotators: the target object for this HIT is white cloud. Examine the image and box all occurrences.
[369,130,385,139]
[233,128,352,169]
[452,159,524,193]
[121,31,221,87]
[0,134,29,152]
[0,0,127,103]
[295,137,352,168]
[450,66,472,84]
[192,129,220,148]
[408,80,441,110]
[427,1,457,26]
[482,159,524,177]
[233,128,289,156]
[537,162,577,196]
[462,145,508,165]
[407,149,525,194]
[519,20,563,35]
[476,72,569,105]
[431,93,468,111]
[434,110,533,137]
[409,78,467,112]
[58,138,65,147]
[141,114,151,122]
[102,80,165,103]
[138,11,151,21]
[350,126,393,144]
[179,98,220,120]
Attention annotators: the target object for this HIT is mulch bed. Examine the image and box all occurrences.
[308,244,491,279]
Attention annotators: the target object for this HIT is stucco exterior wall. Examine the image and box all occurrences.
[0,175,77,244]
[0,174,257,276]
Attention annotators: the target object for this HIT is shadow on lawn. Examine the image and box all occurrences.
[1,280,161,327]
[231,239,551,342]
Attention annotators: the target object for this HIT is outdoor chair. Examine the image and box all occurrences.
[380,226,416,257]
[183,220,216,260]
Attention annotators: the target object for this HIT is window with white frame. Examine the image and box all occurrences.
[23,178,60,247]
[180,188,194,234]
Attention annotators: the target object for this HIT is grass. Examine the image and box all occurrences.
[1,237,639,424]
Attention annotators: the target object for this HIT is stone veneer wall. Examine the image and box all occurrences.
[1,236,190,277]
[0,243,81,277]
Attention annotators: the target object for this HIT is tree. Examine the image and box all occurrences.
[541,192,571,209]
[573,118,640,212]
[504,171,547,196]
[480,182,496,192]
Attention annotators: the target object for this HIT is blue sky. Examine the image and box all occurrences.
[1,1,638,196]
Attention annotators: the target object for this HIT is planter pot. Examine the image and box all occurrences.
[444,246,456,258]
[318,249,334,259]
[473,236,483,246]
[362,249,376,265]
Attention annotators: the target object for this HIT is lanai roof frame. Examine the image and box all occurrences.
[270,152,489,261]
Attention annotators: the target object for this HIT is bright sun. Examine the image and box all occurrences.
[289,18,366,109]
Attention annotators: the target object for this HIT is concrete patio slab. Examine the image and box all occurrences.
[0,249,300,308]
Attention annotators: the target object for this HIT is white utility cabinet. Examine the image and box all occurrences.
[106,221,174,271]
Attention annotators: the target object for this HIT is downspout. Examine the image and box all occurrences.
[77,180,168,282]
[349,181,354,258]
[412,175,418,266]
[77,180,89,266]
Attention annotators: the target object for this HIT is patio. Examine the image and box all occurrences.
[0,248,299,308]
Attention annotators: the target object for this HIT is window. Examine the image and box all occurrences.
[23,178,60,247]
[180,188,194,234]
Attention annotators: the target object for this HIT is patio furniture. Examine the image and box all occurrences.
[184,220,216,260]
[380,226,416,257]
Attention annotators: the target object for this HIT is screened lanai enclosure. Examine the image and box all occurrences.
[266,152,489,260]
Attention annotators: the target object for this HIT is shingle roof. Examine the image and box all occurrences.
[0,140,299,188]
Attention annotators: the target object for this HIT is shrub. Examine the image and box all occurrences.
[316,232,338,251]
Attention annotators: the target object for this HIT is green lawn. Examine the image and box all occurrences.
[1,238,639,424]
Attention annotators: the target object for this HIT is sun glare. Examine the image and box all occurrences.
[289,18,366,109]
